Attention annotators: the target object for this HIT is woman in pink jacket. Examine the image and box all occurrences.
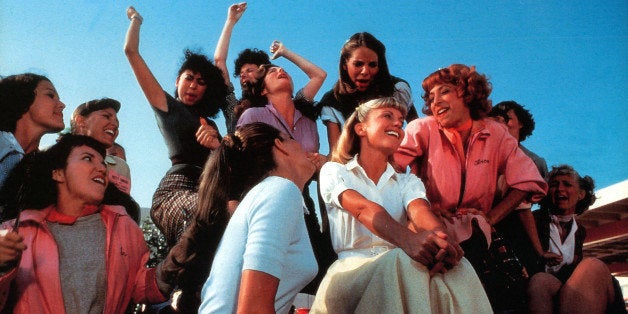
[394,64,548,312]
[0,135,170,313]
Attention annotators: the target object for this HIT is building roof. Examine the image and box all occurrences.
[578,180,628,276]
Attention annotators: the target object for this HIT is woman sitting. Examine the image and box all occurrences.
[0,134,170,313]
[528,165,625,314]
[194,123,318,313]
[310,97,491,313]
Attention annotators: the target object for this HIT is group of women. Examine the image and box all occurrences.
[0,2,624,314]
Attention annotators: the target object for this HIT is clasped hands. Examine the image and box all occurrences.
[401,228,463,276]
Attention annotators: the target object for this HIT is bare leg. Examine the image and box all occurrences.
[528,272,562,314]
[559,258,614,314]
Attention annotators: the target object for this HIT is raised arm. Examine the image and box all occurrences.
[270,41,326,101]
[123,6,168,112]
[214,3,247,85]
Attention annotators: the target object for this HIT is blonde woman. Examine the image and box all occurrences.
[311,97,490,313]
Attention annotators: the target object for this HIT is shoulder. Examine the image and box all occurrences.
[320,161,345,176]
[240,106,270,119]
[252,176,300,198]
[406,116,437,132]
[319,89,336,102]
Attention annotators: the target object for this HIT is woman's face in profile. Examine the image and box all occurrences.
[53,145,108,205]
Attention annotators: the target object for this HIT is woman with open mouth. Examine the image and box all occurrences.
[318,32,419,153]
[394,64,548,312]
[124,7,230,248]
[0,134,172,313]
[527,165,624,314]
[310,97,491,313]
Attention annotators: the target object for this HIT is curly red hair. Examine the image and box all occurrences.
[421,64,492,120]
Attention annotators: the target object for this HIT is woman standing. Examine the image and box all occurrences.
[196,123,317,313]
[394,64,548,312]
[124,7,229,246]
[528,165,625,314]
[319,32,418,152]
[0,135,170,313]
[310,97,490,313]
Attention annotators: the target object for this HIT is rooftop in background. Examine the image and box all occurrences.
[579,180,628,276]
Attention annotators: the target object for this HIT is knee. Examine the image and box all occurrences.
[576,258,610,276]
[569,258,611,285]
[528,272,561,297]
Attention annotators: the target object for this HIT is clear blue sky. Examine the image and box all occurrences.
[2,0,626,208]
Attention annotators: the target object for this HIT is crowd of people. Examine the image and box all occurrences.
[0,2,625,314]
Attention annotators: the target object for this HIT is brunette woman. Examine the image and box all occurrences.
[124,6,229,246]
[0,135,170,313]
[319,32,418,152]
[0,73,65,191]
[185,123,318,313]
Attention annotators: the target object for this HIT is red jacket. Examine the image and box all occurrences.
[0,205,166,313]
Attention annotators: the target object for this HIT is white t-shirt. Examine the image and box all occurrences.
[199,176,317,314]
[319,156,428,256]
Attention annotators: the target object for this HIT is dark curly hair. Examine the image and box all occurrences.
[0,73,51,132]
[175,50,229,118]
[421,64,492,120]
[488,100,535,142]
[233,48,270,78]
[541,164,596,215]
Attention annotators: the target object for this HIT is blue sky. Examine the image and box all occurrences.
[2,0,626,208]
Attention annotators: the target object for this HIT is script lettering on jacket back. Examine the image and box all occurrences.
[474,159,489,166]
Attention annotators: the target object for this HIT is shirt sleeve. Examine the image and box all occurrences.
[394,119,426,172]
[236,108,256,129]
[399,173,428,209]
[222,83,238,133]
[319,162,350,209]
[320,106,342,125]
[242,179,302,279]
[499,134,548,202]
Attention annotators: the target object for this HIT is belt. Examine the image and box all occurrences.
[338,246,391,259]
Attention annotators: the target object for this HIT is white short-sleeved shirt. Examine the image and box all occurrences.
[319,156,428,256]
[320,81,414,128]
[199,176,317,314]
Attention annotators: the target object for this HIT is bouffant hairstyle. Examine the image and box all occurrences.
[489,100,536,142]
[175,50,229,118]
[421,64,492,120]
[0,73,51,132]
[543,164,596,215]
